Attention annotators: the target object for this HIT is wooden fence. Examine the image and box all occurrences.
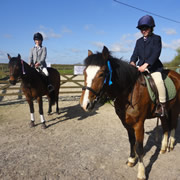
[0,63,179,100]
[0,74,84,98]
[0,64,85,100]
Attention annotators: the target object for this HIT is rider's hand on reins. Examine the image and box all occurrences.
[138,63,149,72]
[35,63,40,68]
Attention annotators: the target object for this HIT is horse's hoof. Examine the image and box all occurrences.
[41,122,47,129]
[167,147,174,152]
[48,111,52,115]
[29,121,35,128]
[126,161,135,167]
[137,178,146,180]
[170,147,174,151]
[160,149,166,154]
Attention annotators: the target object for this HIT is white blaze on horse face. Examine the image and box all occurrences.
[82,66,100,110]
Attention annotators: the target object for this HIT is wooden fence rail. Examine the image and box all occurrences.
[0,74,84,97]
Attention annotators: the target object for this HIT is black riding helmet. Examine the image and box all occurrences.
[137,15,155,29]
[33,32,43,41]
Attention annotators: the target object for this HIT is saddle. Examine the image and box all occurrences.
[142,71,176,104]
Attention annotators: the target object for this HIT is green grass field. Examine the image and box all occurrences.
[0,63,179,80]
[0,63,78,79]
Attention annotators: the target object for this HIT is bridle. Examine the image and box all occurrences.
[82,60,113,102]
[82,85,105,102]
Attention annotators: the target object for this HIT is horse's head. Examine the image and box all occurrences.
[8,54,22,85]
[80,46,110,112]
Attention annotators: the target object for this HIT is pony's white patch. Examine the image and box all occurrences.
[137,162,146,179]
[30,113,35,121]
[161,131,168,152]
[82,66,100,110]
[40,114,45,123]
[168,129,175,150]
[128,156,136,164]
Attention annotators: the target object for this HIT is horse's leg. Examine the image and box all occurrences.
[126,128,137,167]
[160,116,169,154]
[55,94,59,114]
[134,122,146,180]
[48,99,52,115]
[37,96,47,129]
[27,99,35,127]
[167,108,179,152]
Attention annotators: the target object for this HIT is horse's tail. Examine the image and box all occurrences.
[49,90,56,105]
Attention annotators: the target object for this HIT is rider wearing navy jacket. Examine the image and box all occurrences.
[130,15,166,117]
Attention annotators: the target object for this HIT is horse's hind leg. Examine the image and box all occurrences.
[160,116,169,154]
[126,128,137,167]
[37,96,47,129]
[55,94,59,114]
[48,100,52,115]
[167,108,179,152]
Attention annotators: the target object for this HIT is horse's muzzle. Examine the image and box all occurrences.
[80,100,96,112]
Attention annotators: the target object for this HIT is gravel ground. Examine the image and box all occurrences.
[0,99,180,180]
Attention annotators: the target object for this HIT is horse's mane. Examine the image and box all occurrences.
[84,52,140,91]
[9,57,44,80]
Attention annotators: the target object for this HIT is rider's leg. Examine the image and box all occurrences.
[42,67,54,92]
[151,72,167,117]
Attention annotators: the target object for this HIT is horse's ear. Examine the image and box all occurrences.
[88,50,93,56]
[102,46,109,60]
[7,54,11,60]
[17,54,21,60]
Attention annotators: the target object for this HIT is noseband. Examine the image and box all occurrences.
[82,60,113,102]
[82,85,104,102]
[82,86,99,96]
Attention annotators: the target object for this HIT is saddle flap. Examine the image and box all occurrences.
[144,73,176,103]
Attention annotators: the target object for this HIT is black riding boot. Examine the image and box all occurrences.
[155,103,167,117]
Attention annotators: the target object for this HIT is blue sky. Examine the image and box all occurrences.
[0,0,180,64]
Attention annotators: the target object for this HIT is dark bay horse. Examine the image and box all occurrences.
[80,46,180,180]
[8,54,60,129]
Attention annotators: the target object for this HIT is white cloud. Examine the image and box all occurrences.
[92,33,136,53]
[111,43,131,53]
[84,24,94,30]
[38,26,62,40]
[70,48,81,53]
[96,30,106,35]
[163,28,177,35]
[92,41,104,49]
[134,32,142,40]
[162,39,180,50]
[62,26,72,34]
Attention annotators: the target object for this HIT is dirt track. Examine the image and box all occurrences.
[0,99,180,180]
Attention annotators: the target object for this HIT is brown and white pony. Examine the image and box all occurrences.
[8,54,60,129]
[80,46,180,180]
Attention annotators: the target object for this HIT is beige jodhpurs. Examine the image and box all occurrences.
[151,72,166,103]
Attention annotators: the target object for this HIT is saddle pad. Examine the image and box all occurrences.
[144,75,176,103]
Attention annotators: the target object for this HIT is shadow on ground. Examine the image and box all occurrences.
[46,102,103,128]
[144,117,180,179]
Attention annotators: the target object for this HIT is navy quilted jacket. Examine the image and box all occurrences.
[130,33,163,72]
